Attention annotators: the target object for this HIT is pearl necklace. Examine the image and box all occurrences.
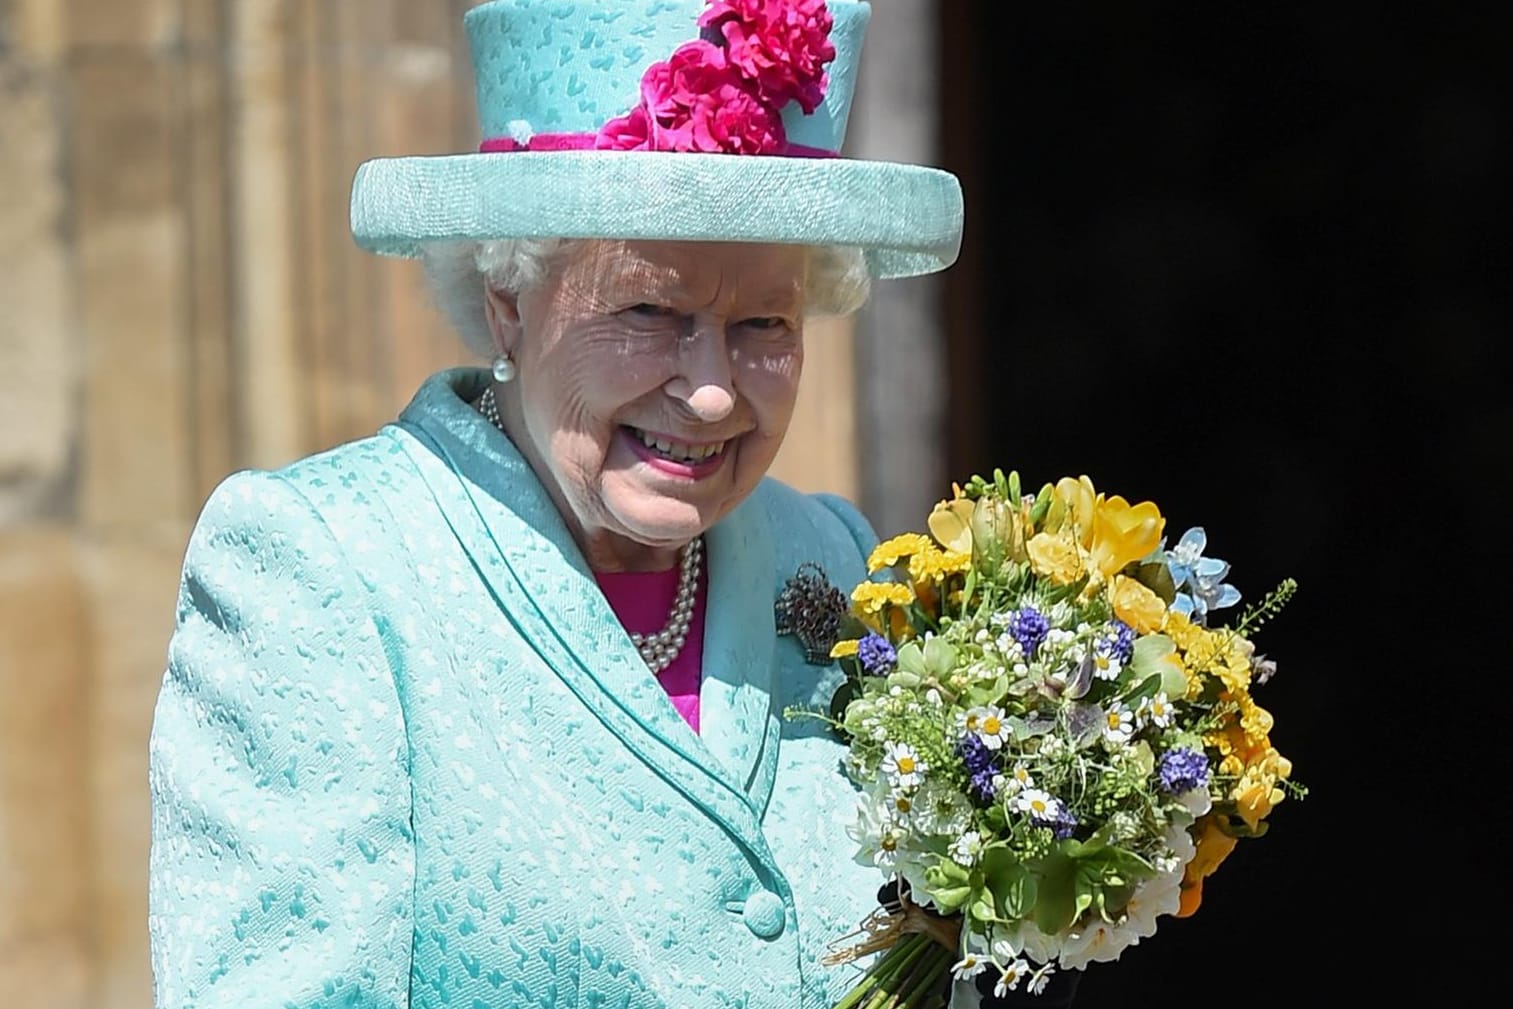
[476,385,703,673]
[628,535,702,673]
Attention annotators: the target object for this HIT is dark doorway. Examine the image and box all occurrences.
[936,3,1503,1004]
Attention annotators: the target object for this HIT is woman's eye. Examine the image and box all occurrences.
[741,316,788,331]
[626,303,676,318]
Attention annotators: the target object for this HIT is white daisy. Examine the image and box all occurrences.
[994,957,1032,997]
[1027,961,1057,995]
[1002,763,1034,795]
[1012,788,1062,821]
[967,705,1012,750]
[951,952,987,981]
[880,742,927,789]
[1138,691,1174,729]
[1102,702,1136,745]
[1091,639,1123,680]
[886,789,917,823]
[949,830,985,866]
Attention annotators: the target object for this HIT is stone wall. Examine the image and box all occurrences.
[0,2,859,1007]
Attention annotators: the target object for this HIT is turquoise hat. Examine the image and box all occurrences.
[349,0,963,279]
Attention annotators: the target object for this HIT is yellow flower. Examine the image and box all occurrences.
[1239,695,1275,745]
[1231,746,1294,830]
[1048,475,1099,546]
[829,638,860,659]
[851,581,915,615]
[1164,609,1204,650]
[1089,495,1165,581]
[1026,530,1086,585]
[927,497,976,555]
[908,545,972,585]
[1184,628,1254,692]
[867,533,934,574]
[1109,574,1167,634]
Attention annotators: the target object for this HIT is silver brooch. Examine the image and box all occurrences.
[775,561,848,665]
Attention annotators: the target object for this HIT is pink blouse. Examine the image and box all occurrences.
[593,557,707,734]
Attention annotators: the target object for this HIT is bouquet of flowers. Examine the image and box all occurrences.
[810,471,1302,1007]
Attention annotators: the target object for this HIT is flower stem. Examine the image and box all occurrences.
[833,932,932,1009]
[866,934,932,1008]
[895,940,953,1009]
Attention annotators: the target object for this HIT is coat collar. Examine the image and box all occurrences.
[390,369,787,860]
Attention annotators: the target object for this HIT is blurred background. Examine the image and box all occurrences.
[1,1,1501,1007]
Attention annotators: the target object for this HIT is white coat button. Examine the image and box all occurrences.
[742,889,786,939]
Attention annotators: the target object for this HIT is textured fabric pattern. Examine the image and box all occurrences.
[149,367,888,1009]
[463,0,865,150]
[347,0,964,278]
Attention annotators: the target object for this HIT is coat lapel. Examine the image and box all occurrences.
[699,494,784,811]
[390,369,785,861]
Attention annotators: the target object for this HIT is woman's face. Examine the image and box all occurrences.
[486,239,809,571]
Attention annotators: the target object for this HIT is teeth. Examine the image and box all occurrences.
[634,428,725,463]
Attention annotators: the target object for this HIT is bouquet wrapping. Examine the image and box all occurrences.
[806,471,1303,1007]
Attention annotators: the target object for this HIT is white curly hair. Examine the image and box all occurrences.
[419,239,872,358]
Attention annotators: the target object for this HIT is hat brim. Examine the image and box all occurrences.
[349,150,963,280]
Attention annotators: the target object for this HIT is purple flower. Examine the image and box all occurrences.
[958,735,1003,804]
[1158,747,1210,794]
[1008,606,1050,657]
[1033,806,1078,840]
[968,765,998,804]
[956,734,994,775]
[1104,620,1135,664]
[857,633,897,677]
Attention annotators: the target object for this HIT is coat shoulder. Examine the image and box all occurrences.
[193,432,426,544]
[748,478,879,591]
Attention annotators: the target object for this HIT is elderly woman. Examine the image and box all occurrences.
[147,2,969,1008]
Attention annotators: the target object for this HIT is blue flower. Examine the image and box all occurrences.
[956,734,995,775]
[856,633,897,676]
[1008,606,1050,657]
[1033,806,1078,840]
[1163,527,1241,625]
[968,766,999,804]
[1103,619,1135,665]
[1157,746,1210,794]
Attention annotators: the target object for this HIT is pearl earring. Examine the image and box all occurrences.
[491,353,517,383]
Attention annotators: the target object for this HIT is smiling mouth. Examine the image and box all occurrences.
[626,426,728,464]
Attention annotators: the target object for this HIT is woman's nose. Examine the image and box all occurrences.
[670,325,736,422]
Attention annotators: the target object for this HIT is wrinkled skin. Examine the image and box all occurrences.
[484,239,810,573]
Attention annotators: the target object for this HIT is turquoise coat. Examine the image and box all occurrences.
[147,368,889,1009]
